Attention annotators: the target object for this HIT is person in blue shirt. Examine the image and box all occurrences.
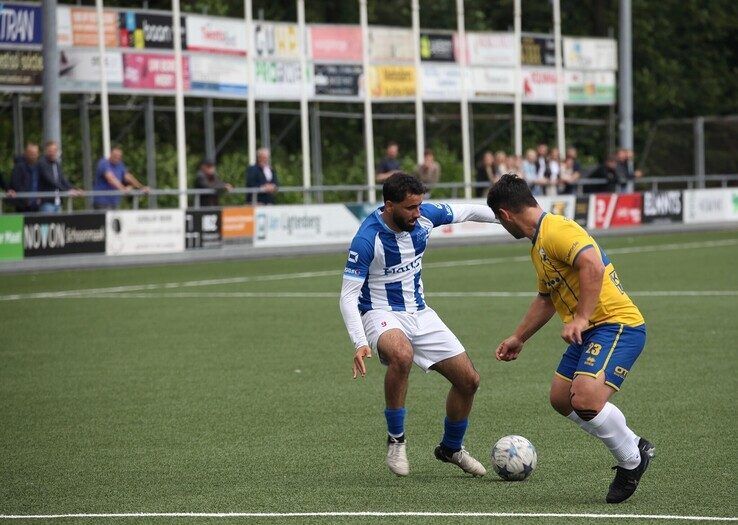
[93,145,149,210]
[9,143,41,213]
[376,141,401,183]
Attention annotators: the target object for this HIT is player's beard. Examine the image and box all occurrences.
[393,211,416,232]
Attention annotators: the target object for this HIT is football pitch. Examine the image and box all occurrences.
[1,230,737,524]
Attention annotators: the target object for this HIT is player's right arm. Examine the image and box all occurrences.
[339,235,374,379]
[496,293,556,361]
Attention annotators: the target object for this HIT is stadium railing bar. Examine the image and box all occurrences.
[1,174,737,213]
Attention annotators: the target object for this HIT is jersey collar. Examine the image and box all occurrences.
[531,211,547,244]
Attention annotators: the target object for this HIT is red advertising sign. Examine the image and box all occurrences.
[310,25,362,61]
[122,53,190,91]
[591,193,643,229]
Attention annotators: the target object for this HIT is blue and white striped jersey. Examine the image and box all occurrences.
[342,203,456,313]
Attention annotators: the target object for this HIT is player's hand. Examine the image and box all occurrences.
[352,345,372,379]
[496,336,523,362]
[561,317,589,345]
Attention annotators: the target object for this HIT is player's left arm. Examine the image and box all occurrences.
[420,202,499,227]
[562,247,605,344]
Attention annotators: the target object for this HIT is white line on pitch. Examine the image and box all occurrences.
[0,511,735,521]
[1,238,736,302]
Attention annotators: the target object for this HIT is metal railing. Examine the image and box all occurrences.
[1,174,736,214]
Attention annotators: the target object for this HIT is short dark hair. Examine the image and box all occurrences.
[387,141,398,148]
[487,174,538,214]
[383,171,425,203]
[111,144,123,152]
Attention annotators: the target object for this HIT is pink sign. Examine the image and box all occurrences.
[123,53,190,91]
[310,25,362,61]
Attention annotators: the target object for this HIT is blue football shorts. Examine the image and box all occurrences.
[555,323,647,390]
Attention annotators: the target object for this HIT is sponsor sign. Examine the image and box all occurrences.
[566,70,615,104]
[69,7,118,47]
[563,37,617,71]
[683,188,738,224]
[189,54,247,95]
[310,25,362,61]
[118,12,185,50]
[23,213,106,257]
[186,14,247,55]
[574,196,589,227]
[465,32,516,66]
[253,204,361,247]
[369,65,415,98]
[522,67,558,103]
[0,49,42,87]
[221,206,254,240]
[589,193,643,229]
[313,63,362,97]
[642,191,683,224]
[368,27,413,63]
[254,22,300,59]
[420,32,455,62]
[0,3,42,45]
[106,210,185,256]
[255,60,304,100]
[56,7,72,46]
[469,67,515,98]
[123,53,190,91]
[421,63,460,101]
[521,35,555,66]
[0,215,23,261]
[185,210,222,249]
[421,64,515,101]
[59,49,124,90]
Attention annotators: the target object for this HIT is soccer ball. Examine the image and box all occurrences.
[491,435,537,481]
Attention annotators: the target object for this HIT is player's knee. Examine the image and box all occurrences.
[569,387,605,421]
[549,391,571,416]
[387,346,413,371]
[456,370,480,396]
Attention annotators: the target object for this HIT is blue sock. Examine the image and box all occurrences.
[441,417,468,452]
[385,407,406,438]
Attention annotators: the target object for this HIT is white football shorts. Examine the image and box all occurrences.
[361,307,466,372]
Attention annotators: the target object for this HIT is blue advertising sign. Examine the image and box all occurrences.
[0,3,42,45]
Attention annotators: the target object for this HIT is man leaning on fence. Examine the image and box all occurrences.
[38,141,82,213]
[195,158,233,207]
[9,142,40,213]
[246,147,279,205]
[93,145,149,210]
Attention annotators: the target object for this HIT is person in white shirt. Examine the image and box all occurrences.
[246,147,279,205]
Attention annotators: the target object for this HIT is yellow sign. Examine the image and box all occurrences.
[369,66,416,98]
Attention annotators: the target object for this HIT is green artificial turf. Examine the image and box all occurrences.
[1,230,737,524]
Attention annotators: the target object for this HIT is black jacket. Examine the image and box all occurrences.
[38,156,72,204]
[245,164,279,205]
[195,170,228,207]
[9,156,40,212]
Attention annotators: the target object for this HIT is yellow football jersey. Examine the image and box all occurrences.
[531,213,644,328]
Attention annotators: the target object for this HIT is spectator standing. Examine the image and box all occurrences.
[523,148,547,196]
[560,147,582,194]
[535,142,549,181]
[475,151,496,197]
[9,142,41,213]
[93,145,149,210]
[616,148,643,193]
[546,148,561,196]
[494,151,509,178]
[416,148,441,197]
[246,147,279,205]
[38,141,82,213]
[587,154,619,193]
[376,142,401,183]
[195,159,232,207]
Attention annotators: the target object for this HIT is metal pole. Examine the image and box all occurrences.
[412,0,424,165]
[553,0,566,155]
[456,0,472,199]
[203,98,216,160]
[245,0,257,164]
[42,0,61,146]
[618,0,633,152]
[95,0,111,157]
[298,0,312,203]
[513,0,522,156]
[260,103,271,149]
[359,0,376,204]
[12,94,24,156]
[694,116,705,189]
[172,0,188,210]
[145,97,157,208]
[78,95,93,207]
[310,103,323,203]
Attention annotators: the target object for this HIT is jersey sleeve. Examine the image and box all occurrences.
[542,219,594,267]
[343,234,374,281]
[420,202,454,227]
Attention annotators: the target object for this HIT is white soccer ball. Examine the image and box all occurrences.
[491,435,537,481]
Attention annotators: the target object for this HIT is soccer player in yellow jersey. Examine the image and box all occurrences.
[487,175,653,504]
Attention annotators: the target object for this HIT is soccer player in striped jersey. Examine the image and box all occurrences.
[488,174,653,503]
[339,172,497,477]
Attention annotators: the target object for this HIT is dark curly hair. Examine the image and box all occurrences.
[382,171,426,203]
[486,174,538,214]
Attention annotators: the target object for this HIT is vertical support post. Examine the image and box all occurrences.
[145,97,157,208]
[95,0,111,157]
[513,0,522,156]
[245,0,257,164]
[618,0,633,153]
[42,0,61,146]
[359,0,376,204]
[172,0,188,210]
[553,0,566,155]
[78,95,93,207]
[694,116,705,189]
[310,103,323,203]
[12,94,24,156]
[412,0,424,165]
[203,98,216,161]
[297,0,312,203]
[456,0,472,199]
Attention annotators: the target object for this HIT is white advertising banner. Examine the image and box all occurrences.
[254,22,300,59]
[189,54,247,95]
[522,67,558,103]
[253,205,361,247]
[469,67,515,98]
[563,37,617,71]
[56,6,72,46]
[368,27,414,63]
[421,63,460,101]
[566,70,615,104]
[186,14,247,55]
[683,188,738,224]
[106,210,185,256]
[59,48,123,90]
[465,32,516,66]
[422,64,515,101]
[254,60,305,100]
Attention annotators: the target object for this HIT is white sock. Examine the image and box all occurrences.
[569,403,641,469]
